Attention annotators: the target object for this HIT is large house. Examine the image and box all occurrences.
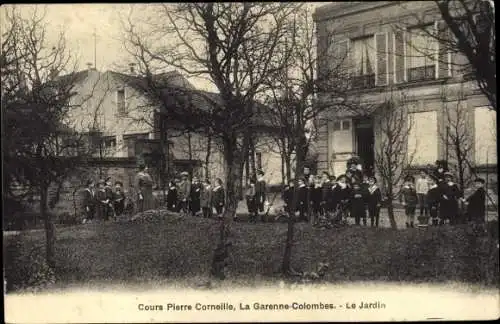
[313,1,497,187]
[65,66,285,190]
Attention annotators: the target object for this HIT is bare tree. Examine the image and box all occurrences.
[374,90,415,230]
[439,83,474,195]
[1,6,98,267]
[261,6,362,275]
[122,3,299,279]
[399,0,495,110]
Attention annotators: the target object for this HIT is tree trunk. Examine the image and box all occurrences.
[41,183,56,268]
[282,136,305,275]
[280,148,285,185]
[205,133,212,180]
[249,138,256,177]
[386,183,397,229]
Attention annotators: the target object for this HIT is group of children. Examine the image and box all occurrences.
[281,170,383,227]
[279,161,488,228]
[166,172,226,218]
[82,177,127,223]
[400,166,487,228]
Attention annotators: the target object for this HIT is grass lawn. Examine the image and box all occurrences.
[4,210,499,293]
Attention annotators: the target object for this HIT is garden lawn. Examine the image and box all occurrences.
[4,212,499,292]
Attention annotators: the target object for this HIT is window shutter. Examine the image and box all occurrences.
[375,32,388,86]
[436,21,452,78]
[393,29,406,83]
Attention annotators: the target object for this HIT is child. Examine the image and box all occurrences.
[464,178,486,225]
[245,178,257,223]
[177,172,191,215]
[104,177,115,220]
[415,170,430,218]
[440,172,461,225]
[212,178,225,219]
[113,181,126,217]
[400,175,418,228]
[332,175,351,221]
[200,179,213,219]
[255,171,267,222]
[321,172,332,216]
[426,176,441,226]
[96,180,108,221]
[82,179,96,224]
[367,176,382,227]
[350,182,367,226]
[297,178,309,222]
[310,176,323,225]
[190,177,202,216]
[166,180,178,212]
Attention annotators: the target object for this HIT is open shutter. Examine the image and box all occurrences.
[393,29,406,83]
[436,20,452,78]
[375,32,388,86]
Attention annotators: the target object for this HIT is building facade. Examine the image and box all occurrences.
[313,1,496,188]
[65,67,285,189]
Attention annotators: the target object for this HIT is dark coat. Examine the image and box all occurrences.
[255,179,267,203]
[400,185,418,207]
[310,185,323,206]
[297,185,308,211]
[332,184,351,208]
[466,187,486,222]
[212,186,225,208]
[190,182,202,202]
[350,186,367,217]
[82,188,95,209]
[321,181,332,203]
[167,184,178,207]
[200,185,213,208]
[367,186,382,209]
[426,186,441,209]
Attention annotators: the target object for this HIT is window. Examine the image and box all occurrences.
[103,136,116,148]
[351,36,376,89]
[474,106,496,164]
[333,121,342,131]
[117,88,126,115]
[407,111,438,164]
[406,24,437,81]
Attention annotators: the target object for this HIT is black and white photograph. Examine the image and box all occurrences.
[2,1,498,322]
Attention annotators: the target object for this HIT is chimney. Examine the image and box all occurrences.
[129,63,136,75]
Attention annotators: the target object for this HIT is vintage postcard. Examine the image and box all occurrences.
[2,2,498,322]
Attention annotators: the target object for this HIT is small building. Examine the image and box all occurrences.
[64,67,286,190]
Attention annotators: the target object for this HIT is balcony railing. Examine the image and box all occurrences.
[351,74,376,90]
[407,65,436,82]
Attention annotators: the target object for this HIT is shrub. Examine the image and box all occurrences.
[4,235,56,292]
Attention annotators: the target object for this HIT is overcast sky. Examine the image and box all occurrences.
[3,3,331,92]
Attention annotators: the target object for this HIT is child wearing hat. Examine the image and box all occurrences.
[366,176,382,227]
[463,178,486,225]
[440,172,461,225]
[426,176,441,226]
[113,181,126,217]
[400,175,418,228]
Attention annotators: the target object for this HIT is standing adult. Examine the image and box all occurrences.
[200,179,213,218]
[255,170,268,222]
[177,172,191,215]
[135,164,154,213]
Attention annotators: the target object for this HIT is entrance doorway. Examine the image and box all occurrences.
[354,118,375,175]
